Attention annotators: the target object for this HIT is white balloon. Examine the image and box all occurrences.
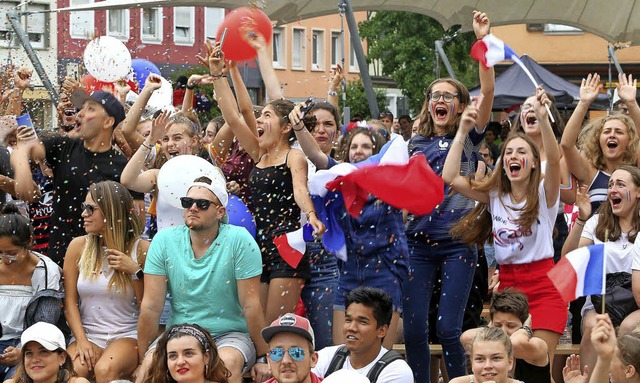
[157,155,222,209]
[147,76,174,109]
[83,36,132,82]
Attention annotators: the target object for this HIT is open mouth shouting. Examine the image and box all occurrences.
[508,161,522,177]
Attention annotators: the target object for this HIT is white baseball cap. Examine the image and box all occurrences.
[21,322,66,351]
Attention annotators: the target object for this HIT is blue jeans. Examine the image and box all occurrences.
[0,338,20,381]
[403,238,477,383]
[301,240,338,350]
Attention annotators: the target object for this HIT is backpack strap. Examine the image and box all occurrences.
[325,345,350,377]
[366,350,404,383]
[31,254,48,291]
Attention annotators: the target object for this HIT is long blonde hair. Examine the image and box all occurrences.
[450,132,543,246]
[77,181,143,292]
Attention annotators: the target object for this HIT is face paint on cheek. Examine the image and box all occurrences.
[449,103,455,119]
[429,102,437,118]
[329,130,335,142]
[627,190,630,201]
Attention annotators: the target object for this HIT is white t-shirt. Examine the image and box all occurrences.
[489,181,559,265]
[582,214,634,273]
[313,345,413,383]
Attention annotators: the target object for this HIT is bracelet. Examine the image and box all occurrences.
[305,210,316,220]
[574,220,585,227]
[293,124,305,131]
[141,142,153,150]
[186,83,196,90]
[327,90,338,96]
[520,325,533,339]
[211,73,225,78]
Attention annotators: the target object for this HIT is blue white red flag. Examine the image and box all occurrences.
[470,34,519,69]
[309,136,444,260]
[548,244,606,302]
[273,224,315,268]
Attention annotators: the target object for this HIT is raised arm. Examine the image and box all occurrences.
[199,42,261,162]
[288,103,330,169]
[120,111,172,193]
[560,74,600,184]
[242,28,283,101]
[617,73,640,147]
[588,314,616,383]
[2,67,31,116]
[473,11,495,129]
[535,87,561,207]
[120,74,163,152]
[327,64,344,111]
[442,99,490,204]
[229,61,258,135]
[561,185,593,257]
[10,126,44,202]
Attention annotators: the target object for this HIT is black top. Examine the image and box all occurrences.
[44,136,142,265]
[248,152,300,247]
[514,357,551,383]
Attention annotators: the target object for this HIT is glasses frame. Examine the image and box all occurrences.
[81,202,99,215]
[428,92,459,103]
[268,347,306,362]
[180,197,217,211]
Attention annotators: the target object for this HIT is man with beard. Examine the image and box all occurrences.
[136,175,270,383]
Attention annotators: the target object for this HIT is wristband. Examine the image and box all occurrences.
[293,124,305,132]
[186,83,196,90]
[520,325,533,339]
[305,210,316,220]
[141,142,153,150]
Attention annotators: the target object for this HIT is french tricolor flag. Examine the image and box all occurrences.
[273,224,315,269]
[470,34,519,69]
[548,244,606,303]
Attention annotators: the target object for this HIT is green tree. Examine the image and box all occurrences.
[359,11,479,113]
[340,79,387,119]
[169,67,221,124]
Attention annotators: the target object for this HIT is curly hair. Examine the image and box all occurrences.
[450,132,543,246]
[593,164,640,242]
[580,113,638,172]
[416,78,470,137]
[144,324,229,383]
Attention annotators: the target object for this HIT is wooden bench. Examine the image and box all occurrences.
[393,343,580,356]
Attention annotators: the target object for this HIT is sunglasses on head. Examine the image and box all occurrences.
[268,347,305,362]
[180,197,217,210]
[81,202,99,215]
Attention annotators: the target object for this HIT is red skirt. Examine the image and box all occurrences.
[500,258,568,334]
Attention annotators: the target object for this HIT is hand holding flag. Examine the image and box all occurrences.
[471,34,555,123]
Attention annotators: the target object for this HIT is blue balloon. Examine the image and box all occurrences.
[131,58,161,89]
[226,194,256,238]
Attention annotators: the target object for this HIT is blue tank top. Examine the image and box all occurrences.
[588,170,610,215]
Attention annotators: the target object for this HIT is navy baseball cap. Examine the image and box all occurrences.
[71,89,126,129]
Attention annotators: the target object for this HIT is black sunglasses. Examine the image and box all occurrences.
[180,197,217,210]
[81,202,99,215]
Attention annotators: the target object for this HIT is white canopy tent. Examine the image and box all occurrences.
[53,0,640,45]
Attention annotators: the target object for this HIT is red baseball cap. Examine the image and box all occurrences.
[261,313,315,347]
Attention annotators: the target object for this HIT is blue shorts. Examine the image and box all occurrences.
[334,250,408,313]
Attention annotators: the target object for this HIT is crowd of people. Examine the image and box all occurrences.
[0,8,639,383]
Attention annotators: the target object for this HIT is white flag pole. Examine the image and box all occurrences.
[602,230,608,313]
[510,55,556,124]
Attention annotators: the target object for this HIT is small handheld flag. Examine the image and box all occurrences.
[471,34,554,123]
[548,244,605,303]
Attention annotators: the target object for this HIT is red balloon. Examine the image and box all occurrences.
[216,7,273,62]
[81,74,114,93]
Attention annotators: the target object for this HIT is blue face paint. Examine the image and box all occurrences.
[627,190,631,201]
